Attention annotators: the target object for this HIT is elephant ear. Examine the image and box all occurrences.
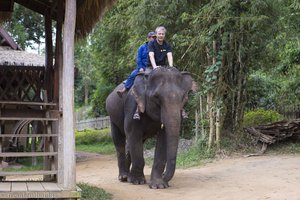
[132,74,147,113]
[181,71,198,93]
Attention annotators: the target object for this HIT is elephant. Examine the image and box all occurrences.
[105,66,195,189]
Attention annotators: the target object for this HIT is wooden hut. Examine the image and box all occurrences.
[0,0,115,199]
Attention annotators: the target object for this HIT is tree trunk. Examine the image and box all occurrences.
[208,92,215,148]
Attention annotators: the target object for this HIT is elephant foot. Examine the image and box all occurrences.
[118,173,128,182]
[149,179,169,189]
[128,174,146,185]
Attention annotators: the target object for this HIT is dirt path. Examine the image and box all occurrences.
[76,153,300,200]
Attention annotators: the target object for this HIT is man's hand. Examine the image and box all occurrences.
[139,68,145,72]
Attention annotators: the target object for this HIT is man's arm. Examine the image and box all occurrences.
[149,52,158,69]
[167,52,173,67]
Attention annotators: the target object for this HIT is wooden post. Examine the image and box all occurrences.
[58,0,76,190]
[44,8,53,180]
[45,7,53,102]
[53,0,64,185]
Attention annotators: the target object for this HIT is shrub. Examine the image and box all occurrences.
[75,128,112,145]
[243,109,283,127]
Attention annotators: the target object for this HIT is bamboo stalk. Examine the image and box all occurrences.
[195,109,199,141]
[216,108,220,149]
[208,93,214,148]
[199,95,205,136]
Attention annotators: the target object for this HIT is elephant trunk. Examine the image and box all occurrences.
[161,108,181,182]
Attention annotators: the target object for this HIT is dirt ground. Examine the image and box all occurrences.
[76,153,300,200]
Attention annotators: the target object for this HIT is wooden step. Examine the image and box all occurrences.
[0,152,57,157]
[0,170,57,176]
[0,134,58,138]
[0,101,57,106]
[0,182,81,199]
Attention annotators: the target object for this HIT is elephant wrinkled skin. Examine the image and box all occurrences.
[106,67,195,189]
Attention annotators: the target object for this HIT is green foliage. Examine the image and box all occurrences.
[75,129,112,145]
[73,0,300,136]
[246,71,281,109]
[4,4,45,50]
[77,182,112,200]
[243,109,283,127]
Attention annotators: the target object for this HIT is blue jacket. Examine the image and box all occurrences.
[136,42,149,70]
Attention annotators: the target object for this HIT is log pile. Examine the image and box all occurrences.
[245,118,300,145]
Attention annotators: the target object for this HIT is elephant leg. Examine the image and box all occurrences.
[125,141,131,173]
[149,130,169,189]
[111,122,128,182]
[127,133,146,185]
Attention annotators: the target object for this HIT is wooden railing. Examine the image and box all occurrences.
[76,116,110,131]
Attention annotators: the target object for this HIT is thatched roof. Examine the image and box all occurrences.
[0,46,45,66]
[76,0,116,38]
[0,0,116,38]
[0,27,44,66]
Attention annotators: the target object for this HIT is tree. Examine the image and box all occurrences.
[75,0,299,147]
[4,4,45,51]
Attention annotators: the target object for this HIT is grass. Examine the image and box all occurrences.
[77,182,112,200]
[266,137,300,154]
[76,143,115,154]
[75,128,115,154]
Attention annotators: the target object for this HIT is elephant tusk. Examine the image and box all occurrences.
[161,123,164,129]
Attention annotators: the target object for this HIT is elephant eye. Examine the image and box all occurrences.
[182,93,188,103]
[152,93,161,104]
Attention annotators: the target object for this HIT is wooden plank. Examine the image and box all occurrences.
[11,182,27,191]
[0,117,58,121]
[0,101,57,106]
[0,170,57,176]
[26,182,45,191]
[0,182,11,191]
[58,0,76,191]
[41,182,62,191]
[0,152,57,157]
[0,109,60,119]
[0,134,58,138]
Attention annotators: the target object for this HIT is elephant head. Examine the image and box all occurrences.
[132,67,195,184]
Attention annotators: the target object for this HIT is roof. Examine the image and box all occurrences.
[0,0,116,39]
[0,27,20,50]
[0,27,44,66]
[0,46,45,66]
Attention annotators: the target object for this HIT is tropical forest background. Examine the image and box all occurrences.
[4,0,300,149]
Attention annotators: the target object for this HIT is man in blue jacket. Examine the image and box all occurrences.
[117,32,156,97]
